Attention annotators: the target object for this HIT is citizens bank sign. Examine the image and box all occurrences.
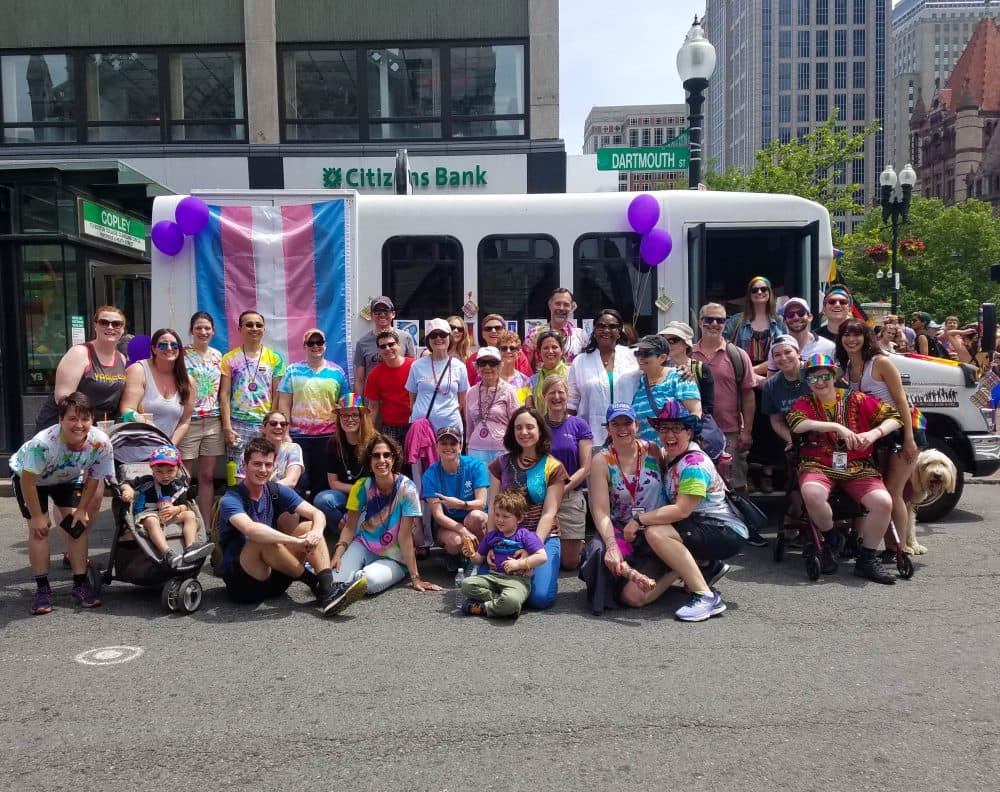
[323,163,488,190]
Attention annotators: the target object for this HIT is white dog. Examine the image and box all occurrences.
[904,448,958,554]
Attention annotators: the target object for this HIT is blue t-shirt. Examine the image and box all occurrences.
[405,356,469,430]
[761,370,812,417]
[545,415,593,484]
[421,455,490,521]
[477,527,545,574]
[630,370,702,443]
[218,483,303,577]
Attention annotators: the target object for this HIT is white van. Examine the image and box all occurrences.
[150,188,999,518]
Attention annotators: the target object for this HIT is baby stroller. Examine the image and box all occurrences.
[98,423,210,613]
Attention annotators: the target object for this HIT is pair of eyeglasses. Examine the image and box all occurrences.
[377,341,398,350]
[499,345,519,352]
[427,332,447,341]
[825,298,849,306]
[450,325,464,333]
[784,309,808,319]
[805,372,834,384]
[305,339,325,348]
[482,324,503,332]
[243,322,265,329]
[653,423,686,434]
[701,316,726,325]
[156,341,180,351]
[97,318,124,329]
[751,286,770,294]
[266,420,288,428]
[477,360,499,368]
[339,412,360,420]
[594,322,621,330]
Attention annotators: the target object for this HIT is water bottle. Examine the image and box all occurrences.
[716,451,734,487]
[454,566,466,608]
[226,460,238,486]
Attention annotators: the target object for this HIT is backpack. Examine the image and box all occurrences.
[922,333,947,359]
[725,342,746,383]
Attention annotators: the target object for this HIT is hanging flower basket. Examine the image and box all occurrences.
[900,237,926,257]
[865,243,890,263]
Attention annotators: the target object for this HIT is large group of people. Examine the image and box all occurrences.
[14,279,962,620]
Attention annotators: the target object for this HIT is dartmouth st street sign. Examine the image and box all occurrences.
[597,146,690,172]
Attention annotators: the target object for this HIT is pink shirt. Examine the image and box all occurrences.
[691,341,754,434]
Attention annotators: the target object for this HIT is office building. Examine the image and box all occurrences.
[583,104,688,191]
[704,0,891,232]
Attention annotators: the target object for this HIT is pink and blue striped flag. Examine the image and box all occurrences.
[193,200,349,372]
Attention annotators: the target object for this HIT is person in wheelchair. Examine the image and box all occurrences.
[785,355,903,584]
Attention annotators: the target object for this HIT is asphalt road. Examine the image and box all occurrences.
[1,483,997,792]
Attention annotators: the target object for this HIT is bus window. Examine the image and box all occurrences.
[382,236,463,320]
[477,235,558,326]
[574,233,655,337]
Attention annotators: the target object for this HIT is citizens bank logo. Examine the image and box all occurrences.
[323,168,343,188]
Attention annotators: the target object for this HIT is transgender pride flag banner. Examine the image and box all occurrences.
[192,200,350,373]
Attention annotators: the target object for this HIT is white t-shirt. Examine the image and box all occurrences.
[10,425,116,486]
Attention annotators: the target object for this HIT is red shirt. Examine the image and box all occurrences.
[364,358,415,426]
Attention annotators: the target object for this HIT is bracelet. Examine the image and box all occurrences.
[334,541,350,550]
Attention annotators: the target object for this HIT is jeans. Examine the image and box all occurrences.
[525,535,561,610]
[314,489,348,534]
[332,540,407,594]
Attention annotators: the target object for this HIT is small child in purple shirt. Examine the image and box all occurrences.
[458,488,547,618]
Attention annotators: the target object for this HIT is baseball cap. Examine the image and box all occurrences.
[772,334,800,352]
[435,425,463,443]
[658,321,694,347]
[476,345,501,363]
[150,444,180,466]
[302,327,325,343]
[425,318,451,337]
[371,296,394,311]
[913,311,933,324]
[604,403,638,424]
[781,297,811,315]
[635,334,669,355]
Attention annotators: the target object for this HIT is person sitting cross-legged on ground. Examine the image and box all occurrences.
[217,437,341,613]
[119,444,211,569]
[459,488,547,619]
[786,355,903,584]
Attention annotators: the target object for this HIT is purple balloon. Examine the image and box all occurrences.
[151,221,184,256]
[126,335,151,367]
[627,193,661,235]
[174,195,210,236]
[640,229,673,266]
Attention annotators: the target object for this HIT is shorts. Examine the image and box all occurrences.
[227,417,263,462]
[798,470,888,502]
[178,415,225,459]
[12,474,80,520]
[556,487,587,540]
[674,514,745,561]
[222,557,295,604]
[723,432,749,489]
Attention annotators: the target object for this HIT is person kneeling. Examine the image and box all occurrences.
[459,488,547,619]
[218,438,341,613]
[120,444,211,569]
[786,354,902,584]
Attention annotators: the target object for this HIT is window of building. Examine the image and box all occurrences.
[85,52,160,142]
[835,30,847,58]
[779,31,791,58]
[779,94,791,123]
[798,94,810,122]
[834,93,847,120]
[613,134,622,144]
[282,49,359,141]
[853,61,865,89]
[450,44,525,137]
[853,29,866,57]
[641,128,650,146]
[779,127,792,144]
[798,31,810,59]
[170,52,246,141]
[853,0,865,24]
[816,94,829,121]
[0,54,77,144]
[852,93,865,120]
[478,235,559,324]
[798,126,810,141]
[816,30,828,57]
[835,61,847,89]
[629,128,639,147]
[852,158,865,185]
[816,62,828,89]
[22,243,83,392]
[654,127,663,146]
[779,0,792,25]
[574,234,655,336]
[798,0,810,26]
[798,62,810,90]
[601,135,610,145]
[779,63,791,91]
[835,0,847,25]
[816,0,828,25]
[382,236,463,320]
[367,47,441,139]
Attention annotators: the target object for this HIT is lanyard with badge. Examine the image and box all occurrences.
[813,391,848,471]
[611,440,646,519]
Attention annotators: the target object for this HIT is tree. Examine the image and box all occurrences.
[704,113,880,231]
[837,197,1000,321]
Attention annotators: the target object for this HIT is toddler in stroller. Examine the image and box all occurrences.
[120,444,212,568]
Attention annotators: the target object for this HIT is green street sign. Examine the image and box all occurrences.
[596,146,690,172]
[80,199,147,253]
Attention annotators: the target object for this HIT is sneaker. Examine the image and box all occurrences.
[460,599,486,616]
[820,532,842,574]
[854,554,896,585]
[31,586,53,615]
[181,541,213,564]
[701,560,731,588]
[70,582,102,608]
[746,530,769,548]
[320,576,368,616]
[675,590,727,622]
[161,549,182,569]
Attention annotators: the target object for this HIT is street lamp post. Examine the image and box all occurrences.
[677,16,717,189]
[878,162,917,314]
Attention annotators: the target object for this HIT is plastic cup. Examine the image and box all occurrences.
[139,413,154,424]
[97,420,115,434]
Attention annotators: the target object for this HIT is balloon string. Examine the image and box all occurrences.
[632,266,652,330]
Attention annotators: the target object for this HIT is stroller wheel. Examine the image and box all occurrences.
[86,564,104,597]
[177,579,203,613]
[161,578,182,612]
[805,556,821,581]
[898,554,915,580]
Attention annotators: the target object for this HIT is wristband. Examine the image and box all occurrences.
[121,410,137,423]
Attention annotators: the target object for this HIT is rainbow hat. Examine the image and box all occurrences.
[336,392,368,411]
[803,353,841,379]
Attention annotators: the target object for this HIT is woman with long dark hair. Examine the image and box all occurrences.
[724,276,787,375]
[119,327,194,445]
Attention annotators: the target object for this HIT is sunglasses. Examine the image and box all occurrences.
[450,325,464,333]
[370,451,394,460]
[825,298,849,306]
[483,324,503,332]
[305,339,325,347]
[377,341,398,350]
[266,420,288,428]
[750,286,770,294]
[805,372,834,384]
[594,322,622,330]
[634,349,662,358]
[155,341,181,351]
[242,321,265,329]
[427,332,448,341]
[665,337,685,345]
[784,309,808,319]
[477,359,499,367]
[701,316,726,325]
[96,318,124,329]
[499,345,519,352]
